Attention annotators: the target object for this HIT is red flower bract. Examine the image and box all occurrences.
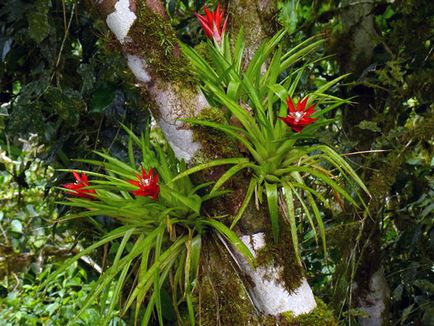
[63,171,96,199]
[279,97,318,132]
[128,167,160,200]
[194,4,228,43]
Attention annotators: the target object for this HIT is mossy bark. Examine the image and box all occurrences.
[280,298,338,326]
[226,0,279,63]
[196,235,261,325]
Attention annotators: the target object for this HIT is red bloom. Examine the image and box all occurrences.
[128,167,160,200]
[63,171,96,199]
[195,4,228,43]
[279,97,318,132]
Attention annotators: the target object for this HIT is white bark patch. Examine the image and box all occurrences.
[127,55,151,83]
[158,118,201,162]
[124,51,207,162]
[195,92,209,115]
[235,232,317,316]
[106,0,136,43]
[357,268,388,326]
[151,85,204,162]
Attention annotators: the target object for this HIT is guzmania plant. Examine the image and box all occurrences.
[46,126,252,325]
[178,5,369,263]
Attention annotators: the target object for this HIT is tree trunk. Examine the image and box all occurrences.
[336,1,391,325]
[89,0,325,323]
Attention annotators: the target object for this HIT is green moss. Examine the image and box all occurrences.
[194,42,213,64]
[281,298,338,326]
[256,217,304,292]
[127,3,198,85]
[196,107,226,124]
[196,236,260,325]
[191,107,238,160]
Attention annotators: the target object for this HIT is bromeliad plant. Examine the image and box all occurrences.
[44,126,253,325]
[177,5,369,263]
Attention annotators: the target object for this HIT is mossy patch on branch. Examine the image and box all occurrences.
[127,2,198,85]
[191,107,238,160]
[256,217,304,292]
[196,235,261,325]
[281,298,338,326]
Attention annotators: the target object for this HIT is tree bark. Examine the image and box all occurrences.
[335,1,391,325]
[226,0,278,62]
[89,0,319,322]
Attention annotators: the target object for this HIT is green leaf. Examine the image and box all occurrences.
[280,39,323,71]
[161,185,201,213]
[160,288,176,321]
[289,183,318,243]
[170,158,249,183]
[124,236,187,312]
[233,27,245,73]
[280,0,299,33]
[190,236,202,280]
[27,0,49,43]
[268,84,288,103]
[309,145,369,195]
[10,220,23,233]
[203,220,255,266]
[277,165,359,206]
[45,87,84,126]
[291,171,326,255]
[265,182,279,243]
[357,120,380,132]
[205,83,264,143]
[211,162,255,193]
[414,279,434,294]
[231,178,257,229]
[246,30,286,82]
[180,43,219,83]
[41,225,135,288]
[89,84,116,113]
[94,151,138,176]
[227,80,241,100]
[312,74,350,98]
[282,183,302,266]
[46,302,60,316]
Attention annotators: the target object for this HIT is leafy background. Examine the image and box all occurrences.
[0,0,433,325]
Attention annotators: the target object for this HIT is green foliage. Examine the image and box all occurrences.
[1,0,432,324]
[179,28,367,263]
[27,0,50,44]
[0,136,56,274]
[46,126,253,325]
[0,138,112,325]
[386,183,434,325]
[0,262,125,326]
[281,0,433,324]
[0,0,146,165]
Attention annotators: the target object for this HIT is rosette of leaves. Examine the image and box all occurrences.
[179,29,369,263]
[42,126,253,325]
